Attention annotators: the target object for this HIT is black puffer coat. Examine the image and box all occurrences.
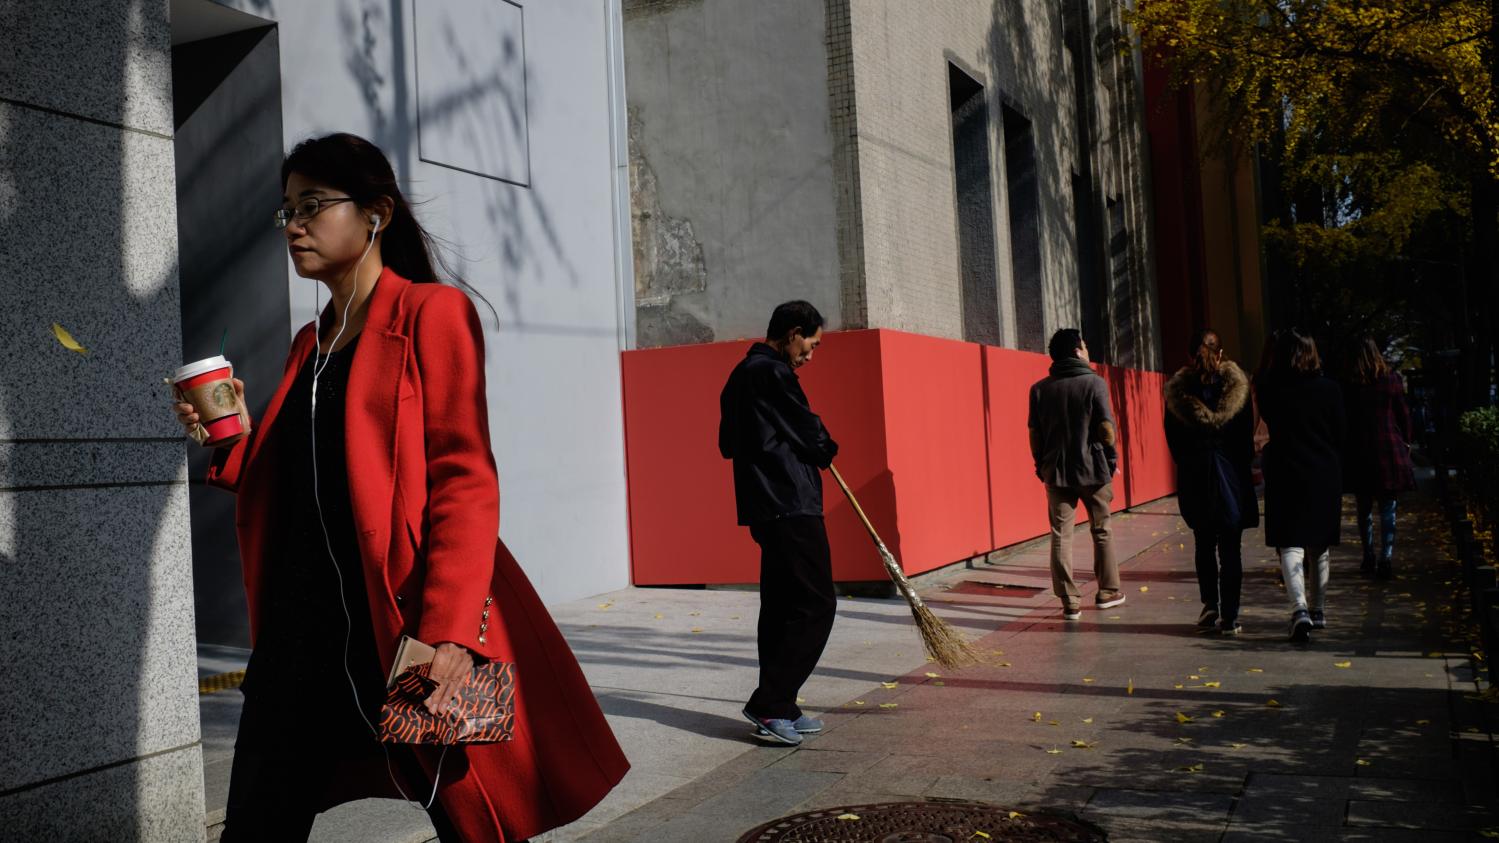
[718,343,839,526]
[1257,372,1346,548]
[1164,361,1259,532]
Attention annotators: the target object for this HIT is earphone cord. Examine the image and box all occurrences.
[310,226,447,811]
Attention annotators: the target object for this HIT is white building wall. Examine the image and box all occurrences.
[216,0,634,603]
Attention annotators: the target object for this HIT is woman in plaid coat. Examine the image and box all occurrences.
[1345,338,1416,579]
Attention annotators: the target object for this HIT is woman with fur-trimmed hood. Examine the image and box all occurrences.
[1165,330,1259,636]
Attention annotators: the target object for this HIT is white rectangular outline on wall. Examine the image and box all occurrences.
[412,0,533,188]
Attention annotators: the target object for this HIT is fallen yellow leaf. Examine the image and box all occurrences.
[1127,678,1133,695]
[879,703,898,709]
[690,627,703,633]
[689,611,701,617]
[925,672,941,678]
[1032,712,1042,722]
[1229,742,1247,749]
[1007,811,1025,819]
[1175,763,1204,773]
[796,697,805,704]
[653,613,664,619]
[1247,668,1264,673]
[1082,677,1095,683]
[852,700,866,706]
[882,682,898,689]
[1266,699,1282,707]
[1203,681,1222,689]
[1044,747,1063,755]
[1071,740,1095,748]
[998,662,1012,667]
[1140,586,1149,592]
[1356,759,1371,767]
[1334,661,1352,668]
[837,813,861,821]
[51,322,87,354]
[1212,710,1226,718]
[1189,675,1200,680]
[1082,717,1094,724]
[1175,712,1194,723]
[596,602,613,610]
[1416,719,1432,725]
[973,832,993,840]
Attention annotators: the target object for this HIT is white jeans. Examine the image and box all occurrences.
[1278,546,1329,614]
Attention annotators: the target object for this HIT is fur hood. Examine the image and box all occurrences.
[1165,360,1250,429]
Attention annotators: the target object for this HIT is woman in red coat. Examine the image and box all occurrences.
[171,134,627,841]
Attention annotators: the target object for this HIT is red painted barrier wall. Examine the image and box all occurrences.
[622,329,1175,586]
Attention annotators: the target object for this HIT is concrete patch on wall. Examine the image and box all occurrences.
[629,105,713,346]
[637,301,715,348]
[623,0,703,20]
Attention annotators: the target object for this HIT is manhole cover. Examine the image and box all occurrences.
[737,801,1104,843]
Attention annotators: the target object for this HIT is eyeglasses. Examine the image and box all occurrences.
[273,196,356,230]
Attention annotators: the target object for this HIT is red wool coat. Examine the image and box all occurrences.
[207,268,628,841]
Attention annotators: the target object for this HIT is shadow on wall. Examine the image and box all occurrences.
[334,0,579,331]
[0,0,182,831]
[983,0,1082,336]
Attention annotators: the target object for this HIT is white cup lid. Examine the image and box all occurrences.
[173,355,233,383]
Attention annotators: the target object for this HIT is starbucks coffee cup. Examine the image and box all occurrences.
[172,355,250,446]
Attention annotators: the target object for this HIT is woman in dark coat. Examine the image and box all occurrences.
[1165,329,1258,636]
[1256,330,1346,643]
[1345,337,1416,579]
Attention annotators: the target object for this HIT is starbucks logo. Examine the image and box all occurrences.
[210,381,238,410]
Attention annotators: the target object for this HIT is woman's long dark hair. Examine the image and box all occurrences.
[1352,336,1390,384]
[281,133,495,318]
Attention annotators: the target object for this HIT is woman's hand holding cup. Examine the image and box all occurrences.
[172,378,244,444]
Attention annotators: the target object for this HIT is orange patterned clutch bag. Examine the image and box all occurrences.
[377,639,517,745]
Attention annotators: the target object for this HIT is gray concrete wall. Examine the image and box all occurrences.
[0,0,205,838]
[211,0,635,604]
[843,0,1160,365]
[623,0,842,346]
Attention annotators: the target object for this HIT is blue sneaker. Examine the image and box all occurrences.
[742,708,802,746]
[791,715,823,734]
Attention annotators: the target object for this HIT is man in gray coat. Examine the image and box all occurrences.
[1028,329,1125,620]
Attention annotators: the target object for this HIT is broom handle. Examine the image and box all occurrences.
[828,464,884,546]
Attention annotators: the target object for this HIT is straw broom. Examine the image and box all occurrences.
[829,465,979,668]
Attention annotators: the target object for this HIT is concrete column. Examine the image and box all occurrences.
[0,1,204,839]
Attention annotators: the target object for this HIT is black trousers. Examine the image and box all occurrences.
[1193,527,1244,623]
[746,516,837,721]
[221,687,464,842]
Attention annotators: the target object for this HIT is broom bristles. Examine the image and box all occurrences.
[874,540,981,668]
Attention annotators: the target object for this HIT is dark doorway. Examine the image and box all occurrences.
[172,20,287,650]
[1003,103,1044,352]
[949,63,1001,347]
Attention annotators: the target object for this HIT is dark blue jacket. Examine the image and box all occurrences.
[718,343,839,526]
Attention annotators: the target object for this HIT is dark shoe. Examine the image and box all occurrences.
[1096,590,1126,610]
[1289,610,1312,643]
[1219,618,1242,636]
[1376,558,1392,580]
[1197,606,1220,628]
[791,715,824,734]
[1310,609,1326,629]
[1062,602,1082,621]
[743,708,802,746]
[1361,551,1376,578]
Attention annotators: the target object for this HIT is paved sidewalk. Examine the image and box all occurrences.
[571,493,1499,842]
[197,490,1499,841]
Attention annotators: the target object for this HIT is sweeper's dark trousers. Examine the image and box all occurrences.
[746,515,837,721]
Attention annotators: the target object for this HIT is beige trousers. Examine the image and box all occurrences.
[1046,483,1119,605]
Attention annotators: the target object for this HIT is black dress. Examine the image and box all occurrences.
[223,335,459,841]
